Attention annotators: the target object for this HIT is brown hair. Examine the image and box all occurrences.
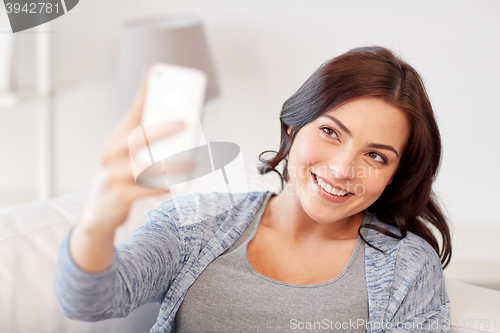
[258,46,452,268]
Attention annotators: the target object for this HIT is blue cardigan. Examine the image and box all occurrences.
[55,191,450,332]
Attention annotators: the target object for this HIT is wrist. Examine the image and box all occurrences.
[76,216,117,238]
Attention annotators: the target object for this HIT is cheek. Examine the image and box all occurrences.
[300,132,325,161]
[360,173,393,197]
[299,143,322,165]
[289,135,322,168]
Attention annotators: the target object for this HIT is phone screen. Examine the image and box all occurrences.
[139,63,207,165]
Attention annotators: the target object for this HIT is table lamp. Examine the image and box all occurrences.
[117,15,248,211]
[116,14,219,110]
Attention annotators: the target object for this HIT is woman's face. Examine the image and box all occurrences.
[285,97,410,224]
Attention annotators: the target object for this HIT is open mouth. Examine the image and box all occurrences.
[312,173,353,197]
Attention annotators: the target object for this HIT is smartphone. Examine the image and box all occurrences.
[136,63,207,190]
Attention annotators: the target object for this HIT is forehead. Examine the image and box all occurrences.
[321,97,410,151]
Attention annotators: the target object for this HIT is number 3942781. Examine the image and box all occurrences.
[5,3,60,14]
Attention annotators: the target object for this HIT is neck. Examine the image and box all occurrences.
[264,187,363,243]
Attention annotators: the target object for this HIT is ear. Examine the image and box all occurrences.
[287,126,292,135]
[387,177,393,185]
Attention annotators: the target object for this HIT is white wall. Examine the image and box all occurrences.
[0,0,499,279]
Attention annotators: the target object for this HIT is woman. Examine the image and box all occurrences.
[55,46,451,332]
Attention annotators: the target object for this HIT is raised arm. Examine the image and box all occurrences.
[55,207,185,321]
[54,69,194,320]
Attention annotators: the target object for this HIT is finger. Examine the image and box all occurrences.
[115,65,152,134]
[100,120,187,165]
[106,157,196,183]
[126,121,187,154]
[138,159,196,177]
[128,65,152,126]
[130,159,196,180]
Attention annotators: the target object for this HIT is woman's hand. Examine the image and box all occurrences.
[80,70,194,233]
[69,70,195,273]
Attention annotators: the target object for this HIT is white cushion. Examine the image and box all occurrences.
[446,277,500,332]
[0,191,171,333]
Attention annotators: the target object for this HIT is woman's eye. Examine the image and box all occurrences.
[367,152,387,164]
[321,127,339,139]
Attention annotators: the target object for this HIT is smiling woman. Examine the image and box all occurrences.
[55,46,451,333]
[284,98,409,217]
[258,46,451,269]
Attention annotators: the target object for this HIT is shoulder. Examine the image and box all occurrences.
[364,214,448,320]
[366,214,444,282]
[367,214,440,259]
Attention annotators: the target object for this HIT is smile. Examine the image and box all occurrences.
[312,173,353,198]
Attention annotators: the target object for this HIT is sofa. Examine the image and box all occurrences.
[1,192,499,333]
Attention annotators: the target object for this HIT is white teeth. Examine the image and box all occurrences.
[313,173,349,197]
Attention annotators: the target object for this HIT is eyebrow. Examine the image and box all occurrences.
[321,114,400,157]
[367,143,399,157]
[323,115,352,137]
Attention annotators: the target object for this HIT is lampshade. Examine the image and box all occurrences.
[116,15,219,110]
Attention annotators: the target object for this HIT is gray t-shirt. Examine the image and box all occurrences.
[175,196,371,332]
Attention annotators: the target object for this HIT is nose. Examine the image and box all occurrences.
[327,148,357,181]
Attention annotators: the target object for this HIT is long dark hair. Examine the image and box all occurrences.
[258,46,452,269]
